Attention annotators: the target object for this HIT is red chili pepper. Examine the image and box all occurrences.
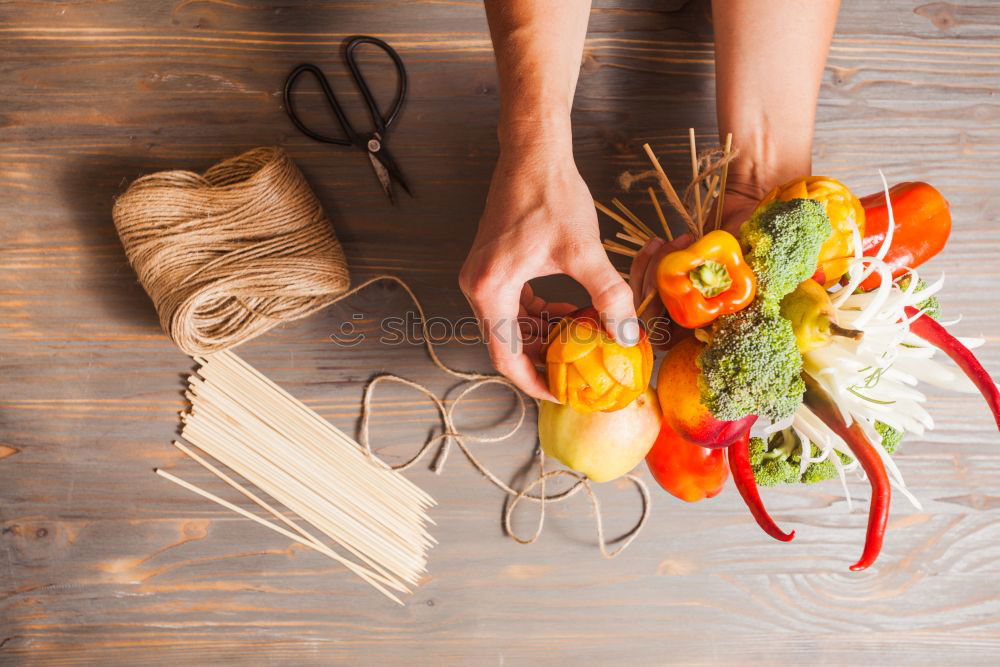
[728,425,795,542]
[905,306,1000,432]
[802,375,889,571]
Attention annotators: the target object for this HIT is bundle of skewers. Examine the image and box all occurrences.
[601,129,734,256]
[537,128,1000,570]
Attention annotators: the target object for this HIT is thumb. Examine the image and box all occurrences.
[571,251,640,347]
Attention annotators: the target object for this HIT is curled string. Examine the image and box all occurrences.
[613,144,740,240]
[327,275,651,558]
[682,147,740,206]
[615,149,739,199]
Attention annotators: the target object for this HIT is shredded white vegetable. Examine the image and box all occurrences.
[790,172,965,510]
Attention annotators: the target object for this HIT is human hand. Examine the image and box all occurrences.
[460,142,640,400]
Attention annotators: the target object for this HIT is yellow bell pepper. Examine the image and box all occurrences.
[780,279,863,353]
[545,308,654,413]
[759,176,865,288]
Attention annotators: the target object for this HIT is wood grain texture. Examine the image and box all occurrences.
[2,0,1000,664]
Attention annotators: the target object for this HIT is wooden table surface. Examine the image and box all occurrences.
[3,1,1000,664]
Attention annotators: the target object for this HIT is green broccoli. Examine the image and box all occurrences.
[749,431,800,487]
[875,420,904,454]
[698,300,804,421]
[800,445,853,485]
[750,423,905,487]
[897,275,940,320]
[751,430,845,487]
[741,199,833,301]
[697,198,832,422]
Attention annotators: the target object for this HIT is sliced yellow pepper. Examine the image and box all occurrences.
[544,308,654,413]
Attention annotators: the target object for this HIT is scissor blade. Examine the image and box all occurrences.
[367,150,396,204]
[372,146,412,197]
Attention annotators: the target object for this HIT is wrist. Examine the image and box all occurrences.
[725,130,813,197]
[498,113,574,161]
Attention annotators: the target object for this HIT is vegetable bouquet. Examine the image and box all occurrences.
[543,133,999,571]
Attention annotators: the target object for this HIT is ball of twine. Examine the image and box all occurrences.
[112,147,350,356]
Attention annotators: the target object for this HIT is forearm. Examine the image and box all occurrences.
[485,0,592,152]
[713,0,840,195]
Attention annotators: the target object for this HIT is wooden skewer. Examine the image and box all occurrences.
[155,468,405,605]
[705,174,719,202]
[688,128,702,229]
[164,351,437,602]
[172,440,324,554]
[170,441,416,594]
[192,362,432,512]
[714,132,733,231]
[618,270,631,281]
[603,241,638,257]
[616,232,645,247]
[211,351,435,507]
[647,187,672,241]
[641,143,694,229]
[612,198,656,240]
[181,395,428,580]
[184,408,428,584]
[595,200,649,242]
[635,290,656,318]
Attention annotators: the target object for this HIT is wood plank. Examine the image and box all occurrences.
[2,0,1000,663]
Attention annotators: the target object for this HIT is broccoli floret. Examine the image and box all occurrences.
[698,198,831,422]
[698,300,804,421]
[799,446,853,485]
[897,275,940,320]
[751,425,904,488]
[741,199,833,301]
[799,455,837,485]
[875,420,904,454]
[749,434,800,487]
[751,430,845,486]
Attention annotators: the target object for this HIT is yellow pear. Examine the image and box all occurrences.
[538,388,662,483]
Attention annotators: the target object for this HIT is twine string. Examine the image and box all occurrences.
[333,275,651,557]
[682,147,740,207]
[112,147,351,356]
[112,148,649,558]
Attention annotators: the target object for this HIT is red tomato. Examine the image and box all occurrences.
[657,337,755,448]
[645,421,729,503]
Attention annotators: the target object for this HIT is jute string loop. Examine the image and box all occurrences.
[112,147,351,356]
[330,275,651,558]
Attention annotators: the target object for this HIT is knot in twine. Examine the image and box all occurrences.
[112,147,350,356]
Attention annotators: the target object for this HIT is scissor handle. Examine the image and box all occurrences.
[344,36,408,135]
[283,64,355,146]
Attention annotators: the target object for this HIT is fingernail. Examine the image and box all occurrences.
[620,318,640,347]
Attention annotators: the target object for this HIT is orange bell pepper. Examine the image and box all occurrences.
[656,230,756,329]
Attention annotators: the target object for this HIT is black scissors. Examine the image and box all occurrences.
[283,36,411,203]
